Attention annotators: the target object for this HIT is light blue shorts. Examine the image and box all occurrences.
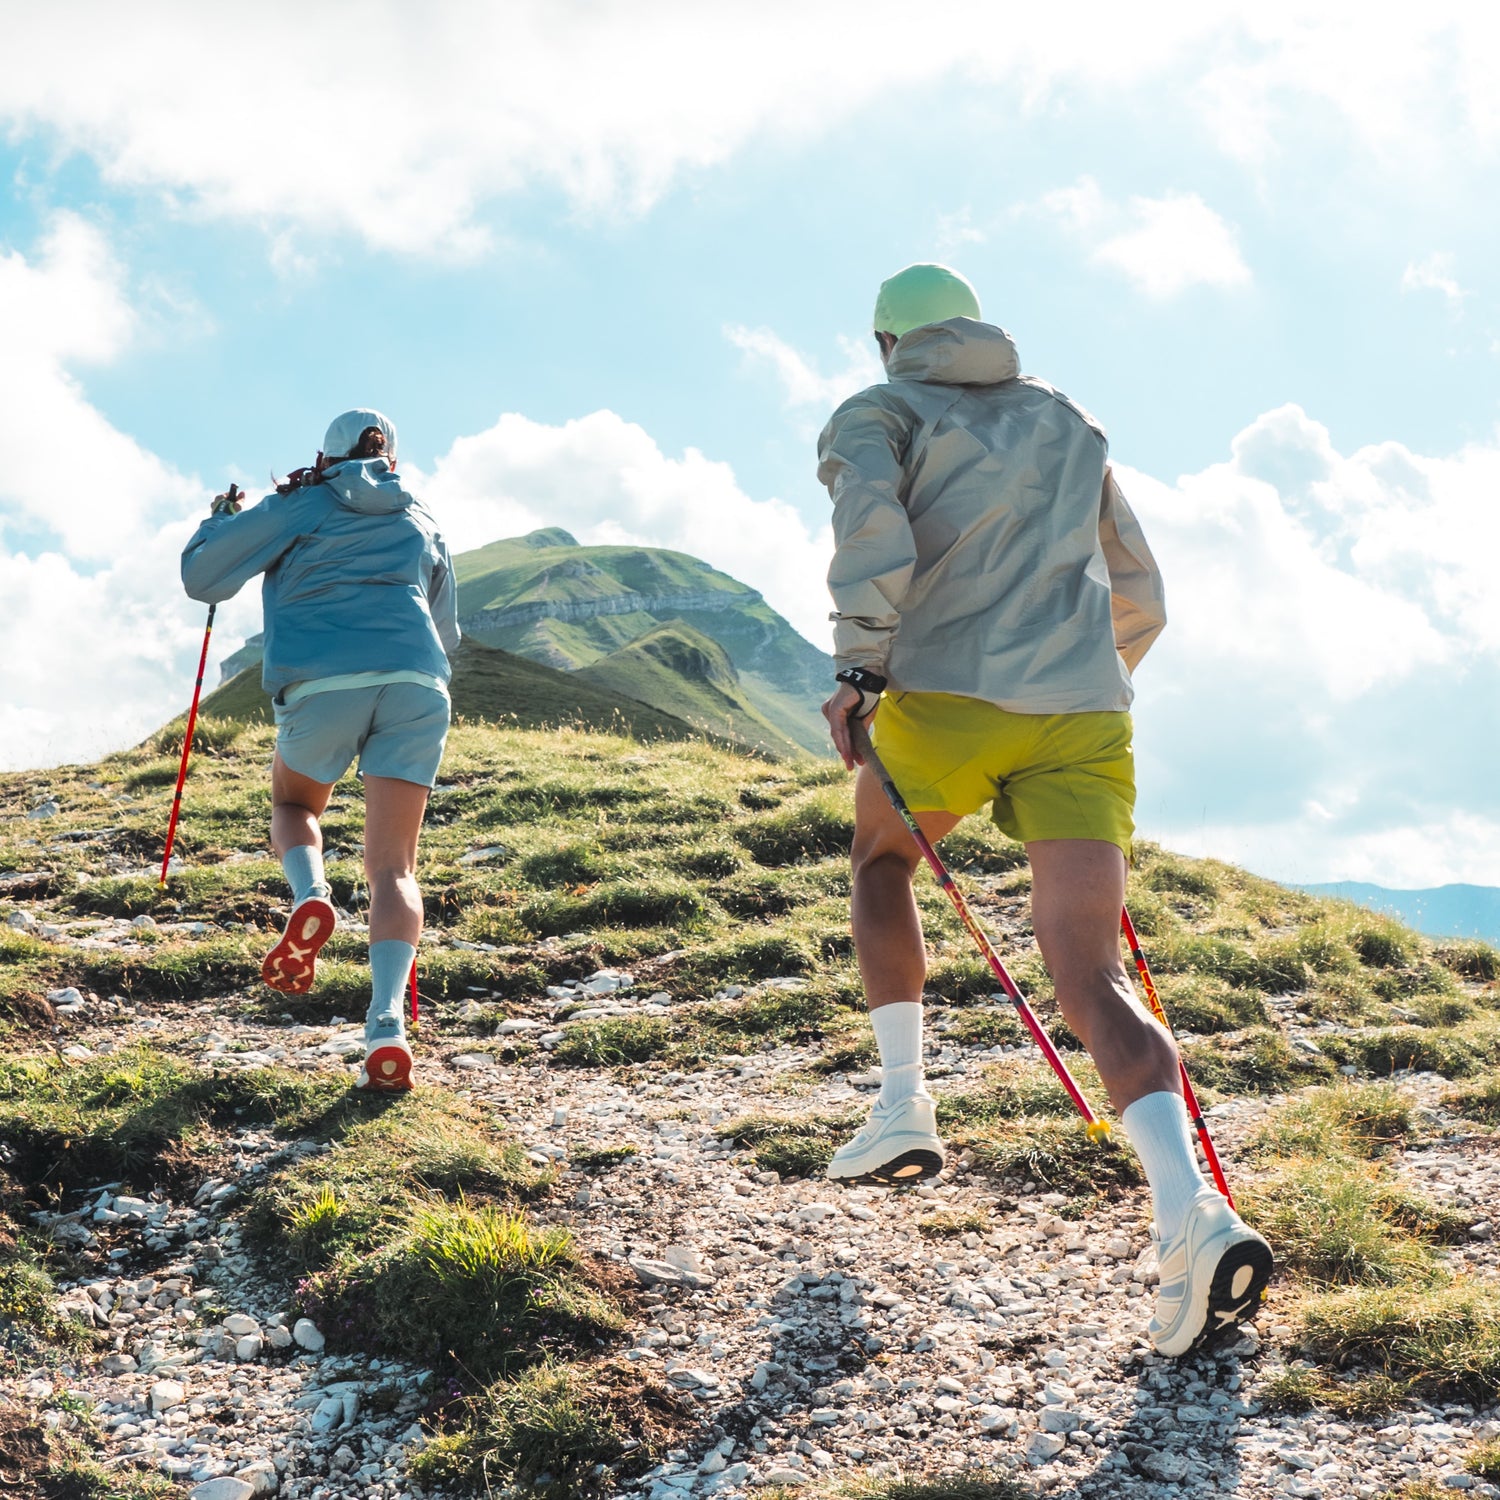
[273,682,450,788]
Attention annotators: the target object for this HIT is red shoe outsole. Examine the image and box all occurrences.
[261,898,337,994]
[358,1044,414,1093]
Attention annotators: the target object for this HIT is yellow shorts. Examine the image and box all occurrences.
[870,691,1136,858]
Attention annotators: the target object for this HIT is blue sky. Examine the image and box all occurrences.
[2,3,1496,888]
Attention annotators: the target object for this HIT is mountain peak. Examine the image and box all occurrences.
[520,527,579,548]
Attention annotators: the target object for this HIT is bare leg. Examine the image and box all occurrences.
[270,753,334,858]
[362,775,429,947]
[850,766,960,1009]
[1027,838,1179,1113]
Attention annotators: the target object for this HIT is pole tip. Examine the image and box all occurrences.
[1085,1119,1113,1143]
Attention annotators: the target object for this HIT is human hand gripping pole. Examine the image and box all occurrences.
[159,484,241,887]
[848,716,1113,1142]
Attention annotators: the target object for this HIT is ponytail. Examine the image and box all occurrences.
[273,428,389,494]
[274,454,324,496]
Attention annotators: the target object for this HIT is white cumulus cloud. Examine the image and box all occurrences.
[423,410,834,650]
[1402,251,1466,305]
[1,4,1495,256]
[724,326,883,413]
[0,217,255,771]
[1126,404,1500,884]
[1038,177,1251,298]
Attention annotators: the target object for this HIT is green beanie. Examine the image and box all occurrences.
[873,263,982,338]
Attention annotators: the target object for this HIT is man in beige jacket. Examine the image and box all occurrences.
[817,263,1271,1357]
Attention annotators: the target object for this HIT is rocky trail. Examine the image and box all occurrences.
[7,927,1500,1500]
[4,727,1500,1500]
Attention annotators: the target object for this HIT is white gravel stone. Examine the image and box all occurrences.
[235,1462,279,1496]
[150,1379,186,1414]
[311,1396,345,1433]
[291,1318,324,1352]
[189,1480,255,1500]
[1025,1432,1066,1462]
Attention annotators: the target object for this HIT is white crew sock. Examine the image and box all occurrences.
[871,1001,928,1108]
[1121,1090,1212,1242]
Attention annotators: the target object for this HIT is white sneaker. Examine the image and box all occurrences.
[356,1015,412,1093]
[826,1094,945,1185]
[1149,1187,1274,1356]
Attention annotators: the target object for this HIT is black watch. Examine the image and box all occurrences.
[835,667,888,695]
[834,667,888,718]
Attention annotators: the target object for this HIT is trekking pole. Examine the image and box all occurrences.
[851,720,1112,1141]
[408,959,420,1030]
[160,487,239,889]
[1120,907,1235,1205]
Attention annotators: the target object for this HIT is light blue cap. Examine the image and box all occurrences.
[323,408,397,462]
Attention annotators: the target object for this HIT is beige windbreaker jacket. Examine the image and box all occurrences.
[817,318,1166,713]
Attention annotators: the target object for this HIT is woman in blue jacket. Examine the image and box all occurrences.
[181,408,460,1092]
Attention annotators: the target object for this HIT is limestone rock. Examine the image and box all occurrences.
[291,1317,324,1352]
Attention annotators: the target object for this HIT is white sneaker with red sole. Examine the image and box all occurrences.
[261,895,337,994]
[357,1016,413,1093]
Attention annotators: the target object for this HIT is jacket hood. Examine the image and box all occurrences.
[322,459,418,515]
[324,407,397,463]
[885,317,1020,387]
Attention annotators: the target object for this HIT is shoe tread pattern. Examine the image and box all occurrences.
[834,1148,944,1187]
[1187,1236,1275,1354]
[357,1043,413,1093]
[261,899,336,995]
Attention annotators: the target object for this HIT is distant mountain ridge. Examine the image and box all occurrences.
[1298,881,1500,946]
[205,527,834,758]
[460,587,757,633]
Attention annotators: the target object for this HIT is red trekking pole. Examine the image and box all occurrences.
[851,721,1112,1142]
[1120,907,1235,1205]
[159,480,238,882]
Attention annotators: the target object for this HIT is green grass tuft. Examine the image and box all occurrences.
[1239,1157,1461,1287]
[1181,1027,1335,1094]
[1468,1438,1500,1482]
[409,1359,687,1495]
[1249,1082,1416,1161]
[552,1017,673,1068]
[1318,1017,1500,1080]
[1445,1072,1500,1125]
[836,1473,1037,1500]
[296,1201,624,1381]
[1434,939,1500,982]
[0,1051,351,1198]
[1298,1279,1500,1404]
[570,1145,640,1171]
[716,1108,864,1178]
[1259,1364,1406,1417]
[917,1207,992,1239]
[246,1090,549,1272]
[738,789,854,866]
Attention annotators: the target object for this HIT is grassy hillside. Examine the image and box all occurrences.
[453,529,834,754]
[3,724,1498,1496]
[454,529,743,621]
[206,528,836,756]
[196,637,710,745]
[574,622,805,758]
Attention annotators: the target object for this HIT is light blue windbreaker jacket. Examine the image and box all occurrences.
[180,460,461,699]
